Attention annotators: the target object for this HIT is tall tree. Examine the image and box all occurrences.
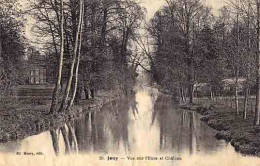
[0,0,25,95]
[50,0,65,114]
[255,0,260,125]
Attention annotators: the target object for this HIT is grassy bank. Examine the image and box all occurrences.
[0,91,118,143]
[189,97,260,156]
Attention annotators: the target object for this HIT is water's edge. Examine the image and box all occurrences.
[182,104,260,157]
[0,95,118,143]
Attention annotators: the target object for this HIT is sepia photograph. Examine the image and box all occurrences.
[0,0,260,165]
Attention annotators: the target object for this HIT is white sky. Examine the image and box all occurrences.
[140,0,225,19]
[23,0,226,45]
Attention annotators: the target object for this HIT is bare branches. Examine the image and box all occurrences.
[49,0,65,114]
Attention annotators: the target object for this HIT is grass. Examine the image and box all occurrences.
[0,91,118,143]
[194,96,260,156]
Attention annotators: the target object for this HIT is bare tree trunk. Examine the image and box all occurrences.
[235,5,240,115]
[182,87,185,102]
[235,76,239,115]
[216,91,219,103]
[251,98,254,114]
[84,85,89,100]
[49,0,64,114]
[101,5,108,47]
[69,5,84,108]
[244,83,250,119]
[180,85,185,102]
[0,31,2,58]
[45,6,59,57]
[121,27,130,64]
[244,2,251,120]
[188,73,194,104]
[184,87,188,102]
[59,0,84,112]
[225,95,228,106]
[210,86,213,101]
[230,95,233,108]
[180,88,183,102]
[255,1,260,125]
[189,22,195,104]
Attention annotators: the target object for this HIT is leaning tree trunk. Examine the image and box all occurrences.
[255,1,260,125]
[69,5,84,109]
[59,0,84,112]
[49,0,64,114]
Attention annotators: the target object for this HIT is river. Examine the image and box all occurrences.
[0,85,259,166]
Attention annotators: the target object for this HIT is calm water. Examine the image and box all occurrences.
[0,85,260,166]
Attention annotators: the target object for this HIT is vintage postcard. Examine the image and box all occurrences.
[0,0,260,165]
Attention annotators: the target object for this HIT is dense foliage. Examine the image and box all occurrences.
[0,0,26,92]
[29,0,145,99]
[147,0,256,104]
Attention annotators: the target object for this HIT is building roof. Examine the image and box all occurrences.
[194,83,209,87]
[28,54,47,68]
[222,78,246,85]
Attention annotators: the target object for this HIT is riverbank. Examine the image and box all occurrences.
[181,102,260,157]
[0,91,118,143]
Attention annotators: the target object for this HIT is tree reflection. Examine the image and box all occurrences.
[50,129,59,155]
[151,95,169,150]
[50,120,79,155]
[129,91,139,119]
[152,94,198,155]
[189,112,196,155]
[107,99,130,152]
[49,98,132,154]
[74,112,93,152]
[177,110,187,153]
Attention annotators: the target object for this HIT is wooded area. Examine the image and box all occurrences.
[144,0,260,125]
[2,0,260,158]
[0,0,146,112]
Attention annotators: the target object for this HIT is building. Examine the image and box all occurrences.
[27,53,57,85]
[194,78,247,96]
[194,83,210,96]
[14,53,56,99]
[28,54,47,84]
[222,78,246,93]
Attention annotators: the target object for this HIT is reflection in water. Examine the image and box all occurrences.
[49,89,223,156]
[50,121,79,155]
[189,112,196,155]
[130,92,139,120]
[73,98,132,154]
[0,86,260,166]
[50,129,59,155]
[150,94,224,155]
